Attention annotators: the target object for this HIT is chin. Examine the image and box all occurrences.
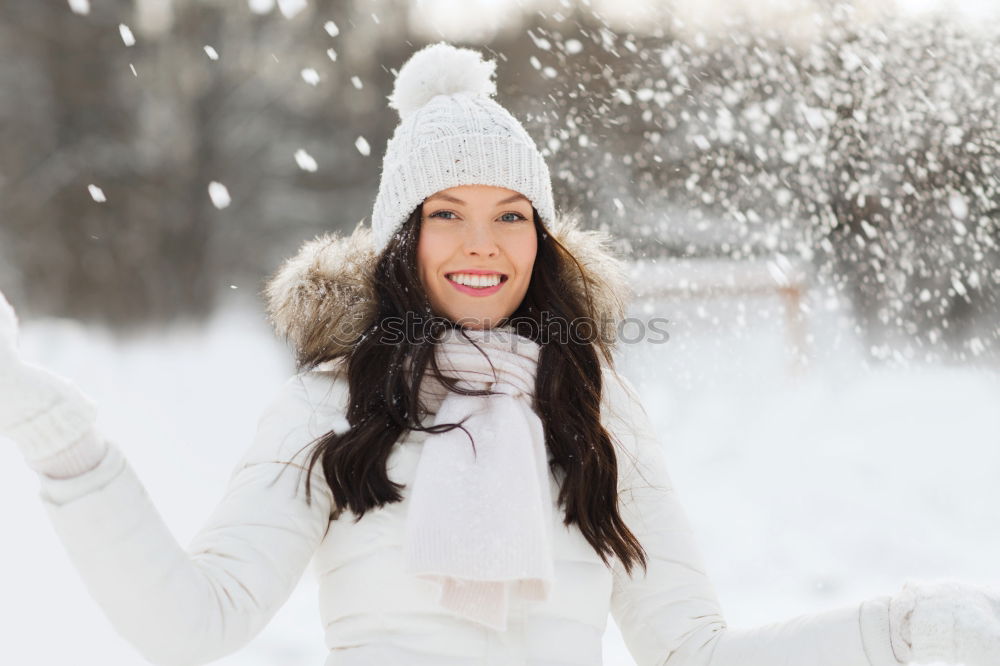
[448,313,509,329]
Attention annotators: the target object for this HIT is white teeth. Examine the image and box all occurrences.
[448,273,503,288]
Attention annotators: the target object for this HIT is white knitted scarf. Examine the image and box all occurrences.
[401,325,555,631]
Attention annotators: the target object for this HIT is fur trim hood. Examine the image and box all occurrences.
[260,214,633,367]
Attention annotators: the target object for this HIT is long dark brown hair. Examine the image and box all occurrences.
[290,203,647,576]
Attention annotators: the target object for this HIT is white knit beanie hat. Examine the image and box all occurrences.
[370,42,556,254]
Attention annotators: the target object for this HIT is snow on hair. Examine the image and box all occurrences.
[386,41,498,120]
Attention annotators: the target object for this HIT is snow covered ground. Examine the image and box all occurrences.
[1,283,998,665]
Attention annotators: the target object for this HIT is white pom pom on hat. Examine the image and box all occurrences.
[386,42,498,120]
[370,41,556,254]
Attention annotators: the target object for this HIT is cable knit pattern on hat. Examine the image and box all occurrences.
[371,42,556,254]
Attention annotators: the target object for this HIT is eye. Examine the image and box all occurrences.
[428,210,457,220]
[499,212,528,223]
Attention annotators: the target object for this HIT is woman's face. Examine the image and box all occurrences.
[416,184,538,330]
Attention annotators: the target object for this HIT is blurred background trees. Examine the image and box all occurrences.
[0,0,997,363]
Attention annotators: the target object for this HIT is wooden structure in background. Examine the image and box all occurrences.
[624,256,812,375]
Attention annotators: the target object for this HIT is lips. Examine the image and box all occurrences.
[444,272,508,287]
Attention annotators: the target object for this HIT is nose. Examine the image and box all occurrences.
[462,221,499,257]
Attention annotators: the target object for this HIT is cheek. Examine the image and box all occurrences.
[415,259,434,299]
[415,237,439,286]
[416,232,457,299]
[514,236,538,279]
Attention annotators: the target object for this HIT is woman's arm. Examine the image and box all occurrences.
[33,372,344,666]
[601,367,902,666]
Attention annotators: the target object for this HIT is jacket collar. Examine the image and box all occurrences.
[261,214,633,365]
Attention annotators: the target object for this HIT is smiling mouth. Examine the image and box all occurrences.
[445,273,508,289]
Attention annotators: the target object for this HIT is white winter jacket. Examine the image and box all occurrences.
[37,362,901,666]
[34,217,903,666]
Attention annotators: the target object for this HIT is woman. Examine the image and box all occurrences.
[1,41,998,666]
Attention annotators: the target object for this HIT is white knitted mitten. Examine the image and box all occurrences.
[889,578,1000,665]
[0,289,101,471]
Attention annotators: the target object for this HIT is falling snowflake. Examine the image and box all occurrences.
[119,24,135,47]
[87,184,106,202]
[67,0,90,15]
[613,89,633,105]
[203,45,219,61]
[355,136,371,156]
[527,30,551,50]
[301,68,320,86]
[948,191,969,220]
[208,182,231,209]
[247,0,273,13]
[294,148,318,172]
[276,0,306,19]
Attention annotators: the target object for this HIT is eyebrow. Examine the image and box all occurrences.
[425,192,530,206]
